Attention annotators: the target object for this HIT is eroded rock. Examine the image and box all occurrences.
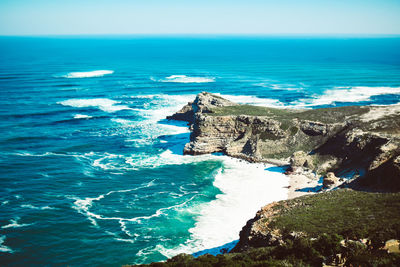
[323,172,339,189]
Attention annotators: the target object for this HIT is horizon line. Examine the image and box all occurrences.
[1,33,400,39]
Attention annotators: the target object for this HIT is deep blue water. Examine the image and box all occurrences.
[0,36,400,266]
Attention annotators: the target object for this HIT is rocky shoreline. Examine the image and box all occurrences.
[167,92,400,255]
[168,92,400,193]
[130,92,400,266]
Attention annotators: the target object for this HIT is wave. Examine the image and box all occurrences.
[62,70,114,78]
[20,204,57,210]
[74,114,93,119]
[7,151,74,157]
[64,93,289,262]
[0,236,13,253]
[217,94,284,107]
[111,118,134,126]
[152,75,215,83]
[2,218,33,229]
[292,86,400,107]
[58,98,132,113]
[70,180,158,229]
[155,156,289,258]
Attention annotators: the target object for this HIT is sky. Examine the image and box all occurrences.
[0,0,400,36]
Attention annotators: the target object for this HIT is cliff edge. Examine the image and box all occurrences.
[168,92,400,192]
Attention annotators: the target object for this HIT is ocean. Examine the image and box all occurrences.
[0,36,399,266]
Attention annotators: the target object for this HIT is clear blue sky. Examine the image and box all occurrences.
[0,0,400,35]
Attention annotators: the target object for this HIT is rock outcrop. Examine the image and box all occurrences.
[322,172,339,189]
[166,92,237,124]
[167,92,400,192]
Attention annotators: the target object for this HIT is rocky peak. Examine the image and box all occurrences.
[192,92,238,114]
[166,92,237,124]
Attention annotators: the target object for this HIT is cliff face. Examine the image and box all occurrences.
[168,92,400,191]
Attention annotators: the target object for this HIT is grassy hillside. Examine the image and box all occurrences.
[209,105,369,124]
[269,189,400,239]
[131,190,400,267]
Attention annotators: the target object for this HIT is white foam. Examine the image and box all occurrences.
[20,204,56,210]
[292,86,400,107]
[67,93,289,261]
[74,114,93,119]
[63,70,114,78]
[153,75,215,83]
[2,218,33,229]
[58,98,132,113]
[111,118,134,125]
[0,236,13,253]
[70,180,158,228]
[155,156,289,258]
[114,238,136,244]
[217,94,284,107]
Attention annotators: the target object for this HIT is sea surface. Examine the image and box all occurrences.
[0,36,400,266]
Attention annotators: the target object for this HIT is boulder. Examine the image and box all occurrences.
[290,151,308,167]
[323,172,339,189]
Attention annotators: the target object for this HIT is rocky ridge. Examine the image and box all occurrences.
[168,92,400,192]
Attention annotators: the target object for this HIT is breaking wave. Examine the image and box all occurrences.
[2,217,33,229]
[74,114,93,119]
[292,86,400,107]
[218,94,284,107]
[20,204,57,210]
[58,98,132,113]
[62,70,114,78]
[153,157,289,259]
[152,75,215,83]
[0,236,13,253]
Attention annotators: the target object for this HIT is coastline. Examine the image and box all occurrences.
[287,171,321,199]
[159,91,400,263]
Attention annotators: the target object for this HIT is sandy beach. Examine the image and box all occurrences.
[287,170,321,199]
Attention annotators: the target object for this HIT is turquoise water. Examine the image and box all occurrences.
[0,36,400,266]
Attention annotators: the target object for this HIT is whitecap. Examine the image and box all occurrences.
[216,93,284,107]
[20,204,57,210]
[153,75,215,83]
[70,180,158,227]
[0,236,13,253]
[58,98,132,113]
[154,156,289,258]
[62,70,114,78]
[292,86,400,107]
[2,218,33,229]
[73,114,93,119]
[111,118,134,126]
[114,238,136,244]
[190,159,287,249]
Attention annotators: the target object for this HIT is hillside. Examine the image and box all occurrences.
[131,190,400,266]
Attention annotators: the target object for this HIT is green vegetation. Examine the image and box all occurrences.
[209,105,369,124]
[133,234,400,267]
[132,190,400,267]
[289,126,299,136]
[269,189,400,239]
[209,105,296,117]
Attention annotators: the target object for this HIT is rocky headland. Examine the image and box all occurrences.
[168,92,400,192]
[131,92,400,266]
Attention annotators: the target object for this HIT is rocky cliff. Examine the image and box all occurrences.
[168,92,400,192]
